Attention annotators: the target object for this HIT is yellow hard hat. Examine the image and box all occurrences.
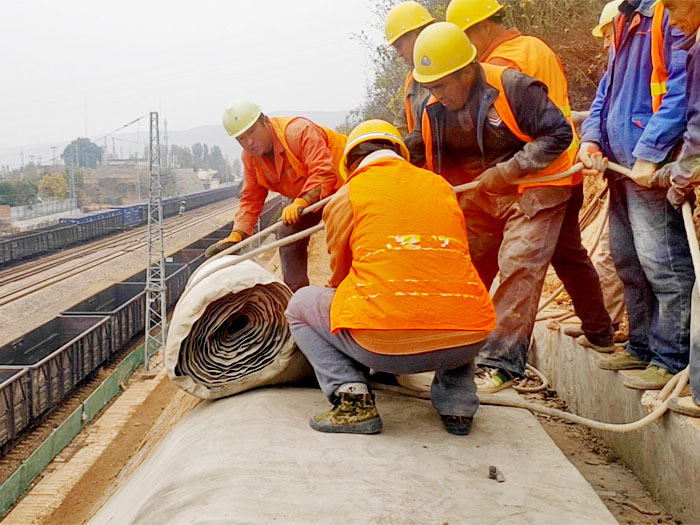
[412,22,478,84]
[339,119,410,180]
[385,1,435,46]
[222,100,263,138]
[592,0,623,37]
[446,0,505,31]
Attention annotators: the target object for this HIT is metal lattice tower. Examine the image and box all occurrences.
[144,111,167,371]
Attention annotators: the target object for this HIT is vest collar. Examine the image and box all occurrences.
[357,149,403,171]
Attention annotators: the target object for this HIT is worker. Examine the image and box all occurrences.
[206,100,346,291]
[579,0,693,390]
[384,1,434,137]
[647,0,700,416]
[446,0,615,357]
[285,120,496,435]
[569,0,628,342]
[410,22,573,393]
[178,200,186,216]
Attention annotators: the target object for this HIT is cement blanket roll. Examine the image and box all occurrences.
[165,255,310,400]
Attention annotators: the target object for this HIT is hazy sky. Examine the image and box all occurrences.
[0,0,379,153]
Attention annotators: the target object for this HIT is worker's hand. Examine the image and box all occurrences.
[476,163,517,194]
[648,164,673,189]
[582,151,608,177]
[281,198,309,225]
[577,142,601,167]
[205,231,243,258]
[629,159,657,188]
[666,185,693,210]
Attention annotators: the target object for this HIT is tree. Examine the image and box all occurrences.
[171,145,193,168]
[38,172,68,200]
[209,145,231,181]
[61,138,103,168]
[231,158,243,183]
[0,180,38,206]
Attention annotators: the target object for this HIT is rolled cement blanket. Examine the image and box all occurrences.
[165,255,311,399]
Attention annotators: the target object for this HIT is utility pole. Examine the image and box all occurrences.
[144,111,166,371]
[69,142,78,202]
[51,146,57,167]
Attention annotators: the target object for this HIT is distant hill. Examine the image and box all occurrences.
[0,110,349,168]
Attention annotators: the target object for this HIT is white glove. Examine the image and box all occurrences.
[629,159,657,188]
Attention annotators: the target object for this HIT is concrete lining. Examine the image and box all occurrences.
[90,387,616,525]
[531,322,700,523]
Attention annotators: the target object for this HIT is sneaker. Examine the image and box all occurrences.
[310,392,382,434]
[441,415,473,435]
[563,326,584,338]
[475,367,514,393]
[598,351,648,370]
[667,396,700,418]
[622,365,673,390]
[577,335,615,353]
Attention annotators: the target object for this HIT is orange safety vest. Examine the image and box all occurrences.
[250,117,346,193]
[421,64,574,192]
[482,34,581,173]
[330,156,496,335]
[613,2,668,114]
[404,72,417,134]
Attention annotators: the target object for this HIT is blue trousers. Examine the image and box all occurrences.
[285,286,484,418]
[608,175,694,373]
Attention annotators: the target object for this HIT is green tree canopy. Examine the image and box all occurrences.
[0,180,39,206]
[61,138,103,168]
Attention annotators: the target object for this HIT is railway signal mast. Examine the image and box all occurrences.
[144,111,167,371]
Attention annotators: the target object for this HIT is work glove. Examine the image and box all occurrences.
[281,197,309,225]
[577,142,607,176]
[629,159,657,188]
[666,185,694,210]
[648,164,673,189]
[205,231,243,258]
[476,159,521,195]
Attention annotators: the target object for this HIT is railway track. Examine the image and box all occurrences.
[0,198,239,307]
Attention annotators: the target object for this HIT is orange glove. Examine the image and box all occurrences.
[205,231,243,258]
[281,197,309,225]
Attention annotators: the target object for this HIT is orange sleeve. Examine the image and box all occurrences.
[323,184,354,288]
[285,118,339,199]
[233,151,269,236]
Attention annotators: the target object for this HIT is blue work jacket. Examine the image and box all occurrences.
[581,0,688,168]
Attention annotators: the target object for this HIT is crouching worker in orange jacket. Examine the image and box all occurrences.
[206,100,346,291]
[284,120,496,436]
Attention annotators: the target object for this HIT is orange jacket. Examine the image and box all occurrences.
[481,28,581,181]
[234,117,346,236]
[327,154,496,355]
[422,64,574,192]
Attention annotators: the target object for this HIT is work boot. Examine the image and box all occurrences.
[622,365,673,390]
[577,335,615,353]
[475,367,514,394]
[563,326,584,338]
[310,392,382,434]
[667,396,700,418]
[441,415,473,436]
[598,351,648,370]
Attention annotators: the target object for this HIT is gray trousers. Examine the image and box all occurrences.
[285,286,484,418]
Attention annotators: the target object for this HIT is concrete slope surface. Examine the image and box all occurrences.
[90,388,617,525]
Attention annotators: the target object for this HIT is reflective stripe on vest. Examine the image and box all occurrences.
[252,117,346,192]
[482,34,580,168]
[650,2,668,114]
[421,65,574,192]
[330,157,496,335]
[404,72,416,134]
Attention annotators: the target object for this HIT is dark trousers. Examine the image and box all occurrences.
[608,175,693,374]
[550,184,613,344]
[276,210,323,292]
